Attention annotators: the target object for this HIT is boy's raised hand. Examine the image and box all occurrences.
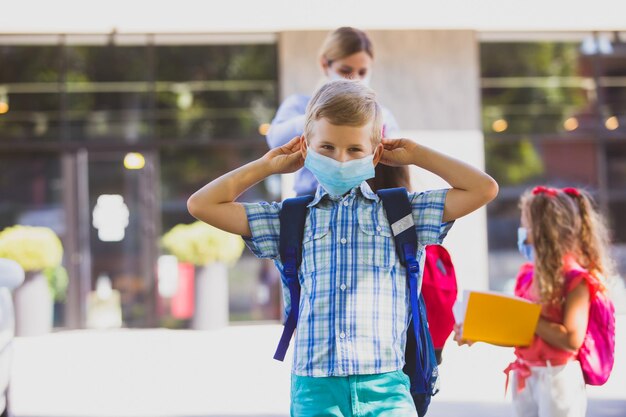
[379,138,418,167]
[188,135,303,237]
[261,135,304,174]
[381,137,498,222]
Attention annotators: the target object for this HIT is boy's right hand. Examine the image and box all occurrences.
[261,135,304,174]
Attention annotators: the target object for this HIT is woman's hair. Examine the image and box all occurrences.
[319,27,374,64]
[304,79,383,147]
[520,186,614,305]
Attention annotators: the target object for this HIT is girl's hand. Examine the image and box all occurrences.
[261,136,304,174]
[453,323,474,347]
[379,138,418,167]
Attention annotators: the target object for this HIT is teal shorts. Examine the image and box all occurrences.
[290,370,418,417]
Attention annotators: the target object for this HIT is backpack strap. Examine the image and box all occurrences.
[377,188,435,396]
[377,187,420,334]
[274,195,314,361]
[377,188,418,265]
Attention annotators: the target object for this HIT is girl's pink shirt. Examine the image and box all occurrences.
[513,256,597,363]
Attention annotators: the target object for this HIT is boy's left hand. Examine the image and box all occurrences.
[379,138,418,167]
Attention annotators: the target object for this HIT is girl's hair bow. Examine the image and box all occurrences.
[532,185,558,197]
[562,187,581,198]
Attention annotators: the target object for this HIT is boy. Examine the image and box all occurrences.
[188,80,498,416]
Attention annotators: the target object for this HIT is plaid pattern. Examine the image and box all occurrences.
[243,182,452,377]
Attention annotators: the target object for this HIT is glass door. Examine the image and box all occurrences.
[84,150,159,328]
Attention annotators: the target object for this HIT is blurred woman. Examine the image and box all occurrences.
[266,26,407,195]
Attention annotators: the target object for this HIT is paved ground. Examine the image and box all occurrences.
[10,316,626,417]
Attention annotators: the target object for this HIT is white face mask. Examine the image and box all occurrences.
[327,69,371,87]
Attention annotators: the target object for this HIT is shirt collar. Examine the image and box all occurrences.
[307,181,379,208]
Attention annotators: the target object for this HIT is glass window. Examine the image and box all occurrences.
[482,37,626,290]
[65,44,151,142]
[0,45,61,140]
[609,201,626,243]
[0,35,282,329]
[0,152,63,232]
[0,40,279,144]
[159,145,281,325]
[607,142,626,245]
[0,152,67,326]
[607,142,626,190]
[88,152,148,327]
[481,42,591,136]
[485,138,599,190]
[154,45,277,141]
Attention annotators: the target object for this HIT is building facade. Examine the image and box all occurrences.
[1,3,625,327]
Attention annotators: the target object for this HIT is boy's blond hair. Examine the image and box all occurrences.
[304,80,383,147]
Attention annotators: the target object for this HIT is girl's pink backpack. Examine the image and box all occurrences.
[568,269,616,385]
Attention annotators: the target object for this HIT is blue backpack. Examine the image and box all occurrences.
[273,188,438,416]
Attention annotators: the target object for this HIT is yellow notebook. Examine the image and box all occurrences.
[454,290,541,347]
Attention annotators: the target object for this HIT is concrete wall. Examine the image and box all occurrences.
[406,130,489,292]
[278,30,489,290]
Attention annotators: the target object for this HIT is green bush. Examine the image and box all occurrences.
[0,225,63,271]
[161,221,244,266]
[44,265,69,302]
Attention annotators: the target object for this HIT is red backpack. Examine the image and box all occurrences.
[421,245,458,349]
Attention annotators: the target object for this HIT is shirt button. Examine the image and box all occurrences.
[339,332,346,339]
[343,201,349,206]
[340,238,347,244]
[376,225,382,232]
[340,284,347,291]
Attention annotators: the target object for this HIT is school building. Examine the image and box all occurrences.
[1,1,625,329]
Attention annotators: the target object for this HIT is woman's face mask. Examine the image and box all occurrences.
[327,69,371,87]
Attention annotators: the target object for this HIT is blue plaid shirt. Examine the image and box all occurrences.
[243,182,453,377]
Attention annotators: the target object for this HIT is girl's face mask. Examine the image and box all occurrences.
[517,227,534,262]
[304,148,375,196]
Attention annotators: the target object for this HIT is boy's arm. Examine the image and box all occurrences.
[381,138,499,222]
[187,136,304,237]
